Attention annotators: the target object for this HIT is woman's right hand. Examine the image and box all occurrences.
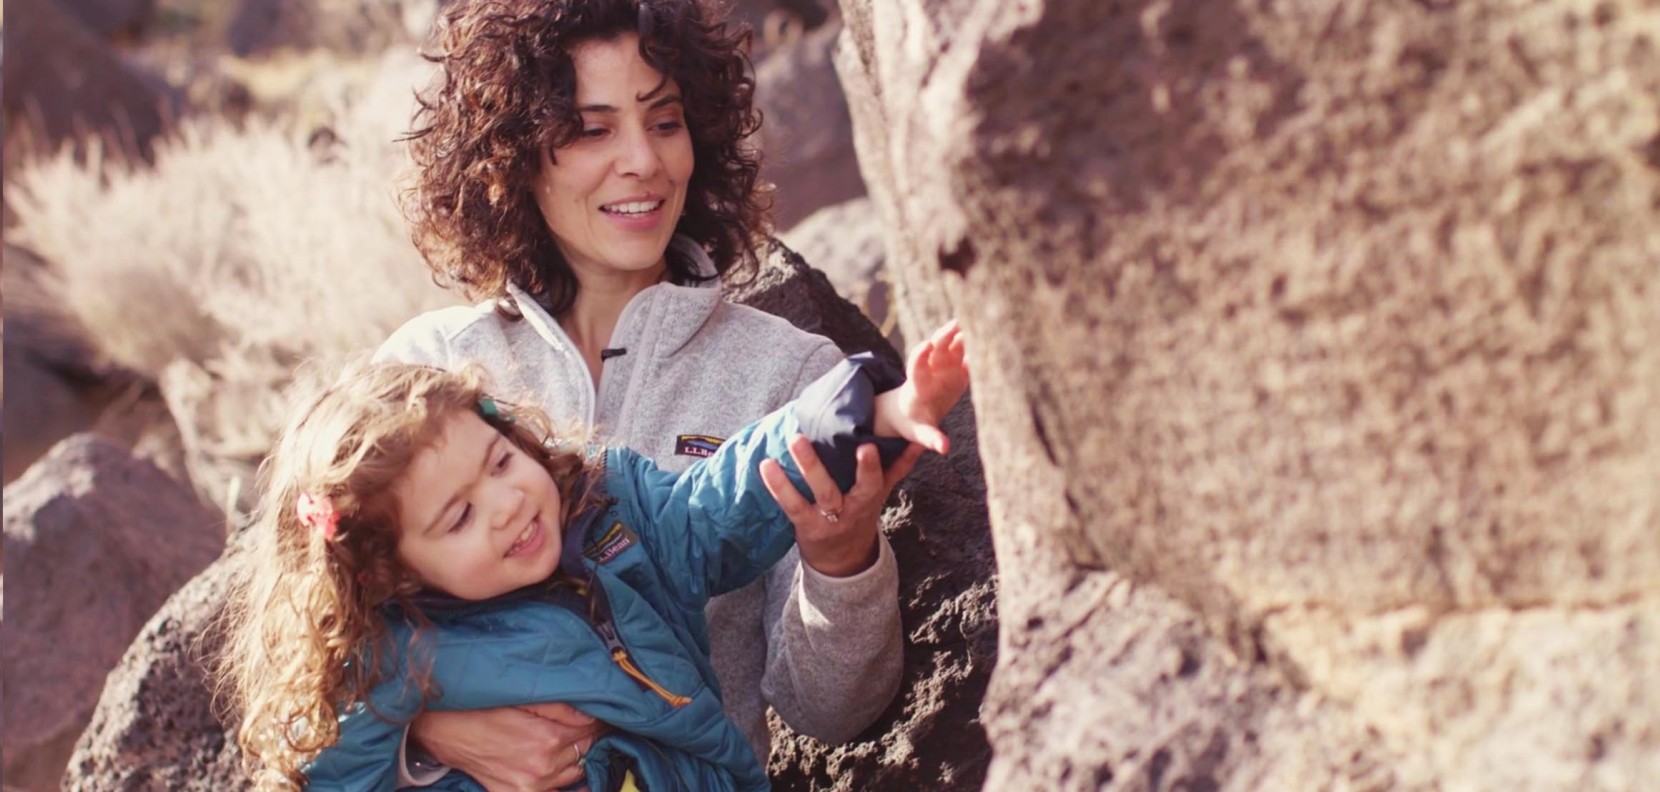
[409,703,603,791]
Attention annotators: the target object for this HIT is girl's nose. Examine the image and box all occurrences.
[489,484,526,531]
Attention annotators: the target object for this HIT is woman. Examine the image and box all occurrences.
[375,0,912,788]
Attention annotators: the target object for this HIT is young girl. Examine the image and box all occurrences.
[218,323,969,792]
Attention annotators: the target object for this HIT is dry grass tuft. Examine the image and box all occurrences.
[8,47,458,509]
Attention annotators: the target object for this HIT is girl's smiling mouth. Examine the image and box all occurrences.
[505,517,546,558]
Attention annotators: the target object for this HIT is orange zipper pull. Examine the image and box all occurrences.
[612,649,692,708]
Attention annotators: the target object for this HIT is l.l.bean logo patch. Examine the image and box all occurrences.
[585,521,639,565]
[674,434,724,458]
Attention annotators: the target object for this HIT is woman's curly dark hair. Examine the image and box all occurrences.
[403,0,768,313]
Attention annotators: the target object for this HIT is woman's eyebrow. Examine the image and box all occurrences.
[576,94,682,114]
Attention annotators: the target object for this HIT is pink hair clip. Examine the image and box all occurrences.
[296,492,340,540]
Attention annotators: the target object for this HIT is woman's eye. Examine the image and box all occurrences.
[654,120,684,133]
[581,127,607,139]
[495,451,513,471]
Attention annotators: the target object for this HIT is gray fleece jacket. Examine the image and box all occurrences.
[374,237,903,765]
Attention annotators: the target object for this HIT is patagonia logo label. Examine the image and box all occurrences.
[674,434,724,458]
[585,521,639,565]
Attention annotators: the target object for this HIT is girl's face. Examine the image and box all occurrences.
[533,32,695,289]
[392,411,565,600]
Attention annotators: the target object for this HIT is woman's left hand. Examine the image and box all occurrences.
[760,435,924,578]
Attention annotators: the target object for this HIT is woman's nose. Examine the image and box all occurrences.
[616,127,662,179]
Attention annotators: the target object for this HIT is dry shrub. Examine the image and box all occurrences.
[8,48,459,511]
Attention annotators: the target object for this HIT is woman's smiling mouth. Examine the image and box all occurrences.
[601,198,664,216]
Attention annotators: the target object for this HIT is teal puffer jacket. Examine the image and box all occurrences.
[302,355,906,792]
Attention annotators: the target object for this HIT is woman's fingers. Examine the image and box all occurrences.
[759,458,816,527]
[450,707,594,791]
[786,434,843,513]
[544,756,586,790]
[517,701,596,728]
[847,443,886,504]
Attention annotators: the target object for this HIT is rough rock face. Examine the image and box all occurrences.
[838,1,1660,789]
[64,550,251,791]
[65,241,998,791]
[2,435,224,791]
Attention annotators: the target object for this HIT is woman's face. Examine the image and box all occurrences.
[534,33,694,286]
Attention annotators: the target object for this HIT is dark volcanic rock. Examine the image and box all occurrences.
[735,242,996,792]
[2,435,223,791]
[64,553,249,791]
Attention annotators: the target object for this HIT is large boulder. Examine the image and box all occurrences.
[51,0,155,40]
[2,435,224,791]
[63,241,998,791]
[221,0,413,58]
[779,197,899,350]
[2,0,177,163]
[1,244,122,485]
[838,0,1660,789]
[728,0,833,56]
[756,21,866,230]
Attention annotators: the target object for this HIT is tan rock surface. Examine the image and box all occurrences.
[839,0,1660,788]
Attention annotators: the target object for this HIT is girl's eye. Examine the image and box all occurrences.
[653,119,684,133]
[581,127,608,139]
[448,504,472,534]
[495,451,513,471]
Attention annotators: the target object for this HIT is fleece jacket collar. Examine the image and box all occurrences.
[503,235,723,364]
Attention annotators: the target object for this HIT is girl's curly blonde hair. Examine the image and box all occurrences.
[215,362,595,789]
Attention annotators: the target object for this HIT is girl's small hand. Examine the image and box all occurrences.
[875,320,970,453]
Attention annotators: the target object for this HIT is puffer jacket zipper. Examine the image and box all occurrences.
[589,573,692,708]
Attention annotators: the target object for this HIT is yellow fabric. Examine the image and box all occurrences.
[619,770,641,792]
